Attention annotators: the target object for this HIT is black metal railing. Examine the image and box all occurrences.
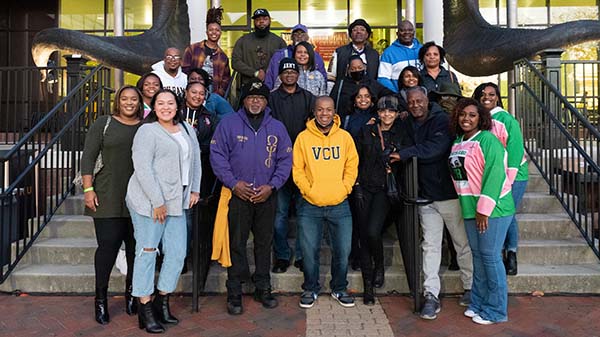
[513,58,600,258]
[0,65,67,145]
[398,157,423,312]
[0,65,112,283]
[560,60,600,126]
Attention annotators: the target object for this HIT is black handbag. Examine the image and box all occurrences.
[377,124,401,204]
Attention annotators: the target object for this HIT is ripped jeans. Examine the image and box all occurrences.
[129,209,187,297]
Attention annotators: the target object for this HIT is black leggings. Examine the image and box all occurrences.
[358,190,390,280]
[93,217,135,290]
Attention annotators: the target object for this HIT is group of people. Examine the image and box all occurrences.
[79,6,528,334]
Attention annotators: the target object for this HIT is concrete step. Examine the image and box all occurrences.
[517,213,580,240]
[518,239,598,265]
[519,192,564,213]
[24,235,594,266]
[525,174,548,193]
[39,215,95,239]
[55,194,84,216]
[3,262,600,295]
[23,237,404,267]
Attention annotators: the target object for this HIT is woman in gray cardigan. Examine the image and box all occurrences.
[126,89,201,333]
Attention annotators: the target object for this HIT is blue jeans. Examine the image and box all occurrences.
[273,183,302,261]
[465,215,512,323]
[505,180,528,252]
[129,209,187,297]
[298,198,352,294]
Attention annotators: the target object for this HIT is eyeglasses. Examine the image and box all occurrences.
[246,95,265,102]
[165,55,181,61]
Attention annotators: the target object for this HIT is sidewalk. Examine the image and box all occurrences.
[1,293,600,337]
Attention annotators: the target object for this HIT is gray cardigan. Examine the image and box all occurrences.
[126,121,201,217]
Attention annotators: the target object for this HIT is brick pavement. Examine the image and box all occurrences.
[2,293,600,337]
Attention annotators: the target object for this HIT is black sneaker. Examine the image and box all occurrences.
[331,290,355,308]
[226,295,243,315]
[419,292,441,320]
[253,288,278,309]
[299,291,317,309]
[271,259,290,273]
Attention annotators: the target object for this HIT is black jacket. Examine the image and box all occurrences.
[182,105,219,154]
[268,85,315,143]
[397,103,457,201]
[357,122,409,192]
[330,77,394,120]
[334,43,380,82]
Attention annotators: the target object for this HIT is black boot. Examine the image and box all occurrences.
[227,294,243,315]
[373,265,385,289]
[125,281,138,315]
[506,251,518,276]
[363,278,375,305]
[253,288,278,309]
[94,287,109,325]
[138,301,165,333]
[152,293,179,325]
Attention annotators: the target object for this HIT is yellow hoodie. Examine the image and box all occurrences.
[293,114,359,206]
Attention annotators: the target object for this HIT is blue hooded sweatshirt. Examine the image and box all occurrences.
[377,38,422,92]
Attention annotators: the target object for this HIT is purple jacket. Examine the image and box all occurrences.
[210,107,293,190]
[265,45,327,90]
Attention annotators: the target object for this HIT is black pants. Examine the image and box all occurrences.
[93,217,135,289]
[357,190,390,281]
[226,194,276,296]
[349,190,361,263]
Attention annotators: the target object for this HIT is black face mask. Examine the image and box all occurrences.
[350,70,365,81]
[254,25,270,38]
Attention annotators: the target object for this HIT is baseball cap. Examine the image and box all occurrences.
[279,58,299,75]
[252,8,270,19]
[377,95,399,111]
[292,24,308,33]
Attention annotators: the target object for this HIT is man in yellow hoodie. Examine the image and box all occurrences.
[293,96,359,309]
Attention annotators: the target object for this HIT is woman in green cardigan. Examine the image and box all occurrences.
[81,85,144,325]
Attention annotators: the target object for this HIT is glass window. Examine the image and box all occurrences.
[105,0,152,31]
[301,0,348,27]
[213,0,248,26]
[59,0,104,31]
[349,0,397,27]
[517,0,549,26]
[251,0,299,28]
[550,0,598,24]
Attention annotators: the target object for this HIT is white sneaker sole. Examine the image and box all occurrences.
[472,315,495,325]
[299,301,315,309]
[330,293,355,307]
[464,309,477,318]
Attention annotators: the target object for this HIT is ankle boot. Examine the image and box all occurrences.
[363,278,375,305]
[373,265,385,288]
[138,301,165,333]
[152,293,179,325]
[125,281,138,315]
[94,287,109,325]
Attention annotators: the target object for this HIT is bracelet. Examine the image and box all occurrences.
[83,187,94,193]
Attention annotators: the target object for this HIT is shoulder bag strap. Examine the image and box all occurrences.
[335,79,344,112]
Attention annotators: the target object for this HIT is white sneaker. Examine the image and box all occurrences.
[472,315,495,325]
[464,309,477,318]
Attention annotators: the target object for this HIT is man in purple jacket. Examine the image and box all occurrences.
[210,80,293,315]
[264,24,327,90]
